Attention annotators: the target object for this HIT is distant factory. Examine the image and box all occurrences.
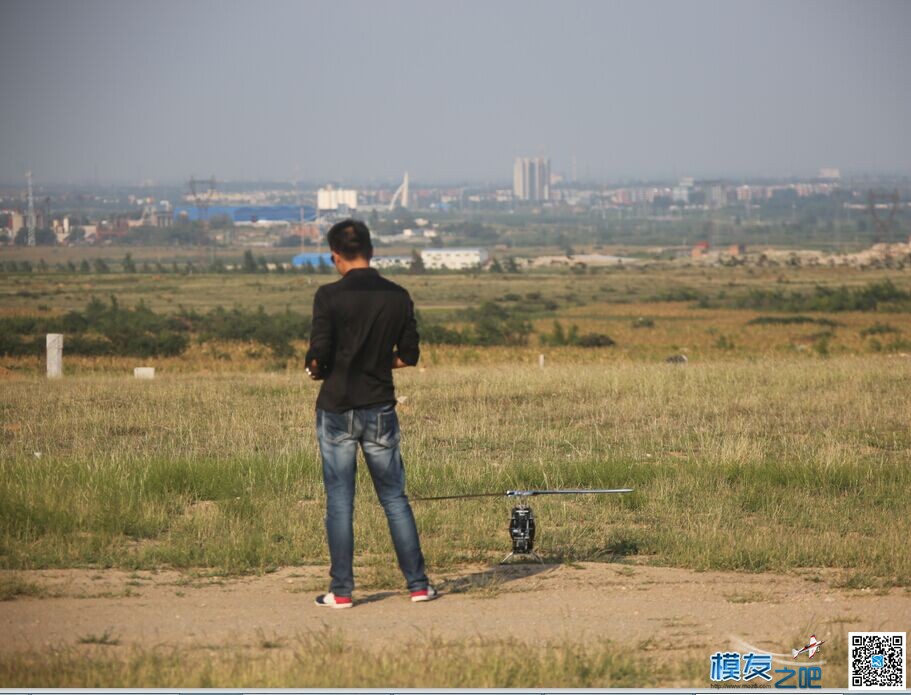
[317,186,358,212]
[421,247,488,270]
[292,247,488,272]
[173,205,317,225]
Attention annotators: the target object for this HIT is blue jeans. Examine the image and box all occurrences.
[316,403,428,597]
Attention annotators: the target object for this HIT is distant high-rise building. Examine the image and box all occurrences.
[513,157,551,201]
[317,185,358,212]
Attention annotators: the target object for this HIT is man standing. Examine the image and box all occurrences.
[305,219,436,609]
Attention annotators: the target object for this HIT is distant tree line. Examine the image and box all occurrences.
[1,297,621,360]
[0,297,312,359]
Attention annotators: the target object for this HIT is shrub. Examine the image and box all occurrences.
[416,312,465,345]
[737,281,911,313]
[466,302,532,346]
[812,334,831,357]
[188,306,311,358]
[714,335,736,350]
[747,315,842,327]
[860,323,901,338]
[0,298,311,358]
[417,304,532,347]
[541,320,615,348]
[577,333,616,347]
[651,287,703,302]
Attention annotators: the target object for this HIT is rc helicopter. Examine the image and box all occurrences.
[414,487,634,562]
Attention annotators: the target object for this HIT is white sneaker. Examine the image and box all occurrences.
[315,592,353,609]
[410,586,439,602]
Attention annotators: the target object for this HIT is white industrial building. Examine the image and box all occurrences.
[372,255,412,270]
[421,247,488,270]
[317,186,358,211]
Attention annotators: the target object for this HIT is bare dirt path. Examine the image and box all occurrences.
[2,563,909,657]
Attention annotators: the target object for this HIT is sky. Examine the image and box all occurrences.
[1,0,909,185]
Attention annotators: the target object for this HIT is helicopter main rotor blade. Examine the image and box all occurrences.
[413,488,633,501]
[411,492,507,501]
[507,488,634,496]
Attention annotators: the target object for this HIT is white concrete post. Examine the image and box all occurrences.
[46,334,63,378]
[538,353,545,368]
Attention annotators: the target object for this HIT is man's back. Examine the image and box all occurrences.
[306,267,419,413]
[308,219,433,607]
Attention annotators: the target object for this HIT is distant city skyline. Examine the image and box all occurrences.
[1,0,910,185]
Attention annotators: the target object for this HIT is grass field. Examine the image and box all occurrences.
[1,260,910,686]
[2,358,909,586]
[3,263,911,376]
[4,258,911,315]
[0,633,705,688]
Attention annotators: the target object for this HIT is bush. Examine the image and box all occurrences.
[417,303,532,347]
[651,287,703,302]
[736,281,911,313]
[541,321,615,348]
[0,298,312,358]
[416,312,466,345]
[0,333,34,356]
[714,335,736,350]
[464,302,532,347]
[748,315,842,327]
[812,334,831,357]
[577,333,615,347]
[860,323,901,338]
[187,306,311,358]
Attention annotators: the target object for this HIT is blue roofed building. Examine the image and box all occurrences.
[291,252,334,268]
[173,205,317,224]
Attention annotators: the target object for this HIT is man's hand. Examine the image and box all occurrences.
[306,358,323,380]
[392,356,410,369]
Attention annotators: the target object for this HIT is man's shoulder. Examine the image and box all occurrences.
[349,269,410,297]
[314,277,345,297]
[372,273,410,296]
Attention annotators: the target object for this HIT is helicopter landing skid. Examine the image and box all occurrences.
[500,550,544,564]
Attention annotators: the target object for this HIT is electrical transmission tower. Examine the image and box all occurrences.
[188,175,217,223]
[867,189,900,244]
[26,171,36,247]
[188,175,217,262]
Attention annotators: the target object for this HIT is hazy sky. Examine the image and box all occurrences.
[1,0,909,185]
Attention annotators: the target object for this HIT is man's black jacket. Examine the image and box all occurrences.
[305,267,420,413]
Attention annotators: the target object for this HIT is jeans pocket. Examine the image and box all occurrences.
[375,407,401,448]
[321,410,352,443]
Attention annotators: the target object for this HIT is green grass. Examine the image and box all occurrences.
[0,631,701,688]
[0,628,856,688]
[1,357,909,584]
[4,263,911,316]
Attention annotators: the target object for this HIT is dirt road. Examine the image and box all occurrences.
[2,563,909,658]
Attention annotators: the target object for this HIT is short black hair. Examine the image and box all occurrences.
[327,219,373,260]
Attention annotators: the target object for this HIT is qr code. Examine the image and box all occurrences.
[849,632,906,690]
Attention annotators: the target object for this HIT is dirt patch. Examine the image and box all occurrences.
[1,563,908,657]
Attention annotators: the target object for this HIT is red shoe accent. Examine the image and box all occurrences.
[410,586,438,601]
